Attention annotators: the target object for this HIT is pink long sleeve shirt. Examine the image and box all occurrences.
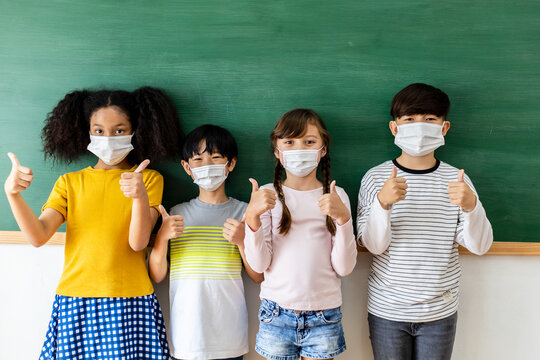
[244,184,357,311]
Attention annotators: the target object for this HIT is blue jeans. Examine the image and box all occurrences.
[256,299,346,360]
[368,312,458,360]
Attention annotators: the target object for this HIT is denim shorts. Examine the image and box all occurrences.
[255,299,346,360]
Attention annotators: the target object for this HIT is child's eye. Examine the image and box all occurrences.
[115,129,124,134]
[94,129,103,135]
[426,117,438,121]
[283,140,292,145]
[306,140,315,145]
[404,117,414,121]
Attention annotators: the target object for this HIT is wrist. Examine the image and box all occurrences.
[377,193,390,210]
[336,213,351,226]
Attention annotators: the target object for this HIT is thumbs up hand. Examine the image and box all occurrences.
[4,153,34,195]
[245,178,277,218]
[223,216,246,248]
[157,205,184,240]
[447,169,477,212]
[119,159,150,199]
[377,165,408,210]
[318,180,350,225]
[245,178,277,231]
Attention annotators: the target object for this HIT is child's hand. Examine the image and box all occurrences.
[158,205,184,239]
[245,178,276,231]
[223,217,246,248]
[377,166,407,210]
[4,153,33,195]
[448,169,477,212]
[120,159,150,199]
[318,180,350,225]
[245,178,276,218]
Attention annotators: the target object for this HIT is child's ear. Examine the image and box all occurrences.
[181,160,193,178]
[442,121,451,136]
[227,157,237,172]
[274,147,280,160]
[389,121,398,136]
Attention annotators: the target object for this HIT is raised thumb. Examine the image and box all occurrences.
[8,152,20,168]
[158,205,169,218]
[249,178,259,193]
[135,159,150,173]
[390,165,397,179]
[330,180,336,194]
[457,169,465,182]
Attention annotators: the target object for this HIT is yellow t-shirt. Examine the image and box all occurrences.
[42,166,163,297]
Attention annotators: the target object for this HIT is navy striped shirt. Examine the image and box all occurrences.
[357,159,492,322]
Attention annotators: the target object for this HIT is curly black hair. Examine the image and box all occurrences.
[42,87,184,164]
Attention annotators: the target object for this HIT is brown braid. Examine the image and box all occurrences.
[320,153,336,236]
[273,159,292,235]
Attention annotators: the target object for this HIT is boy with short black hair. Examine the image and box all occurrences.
[357,83,493,360]
[149,124,263,360]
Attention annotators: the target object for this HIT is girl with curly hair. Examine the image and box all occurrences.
[4,87,183,360]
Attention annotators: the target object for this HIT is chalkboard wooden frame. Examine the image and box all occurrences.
[1,232,539,255]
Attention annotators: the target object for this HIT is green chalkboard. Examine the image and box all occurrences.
[1,1,539,242]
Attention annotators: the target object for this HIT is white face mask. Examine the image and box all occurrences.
[394,122,445,156]
[279,147,322,177]
[87,134,134,165]
[189,162,229,191]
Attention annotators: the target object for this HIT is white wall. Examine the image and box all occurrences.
[1,245,539,360]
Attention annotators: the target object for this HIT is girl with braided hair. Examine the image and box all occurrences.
[4,87,183,360]
[243,108,357,360]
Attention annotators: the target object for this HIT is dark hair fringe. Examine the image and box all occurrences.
[42,87,183,164]
[182,124,238,161]
[390,83,450,119]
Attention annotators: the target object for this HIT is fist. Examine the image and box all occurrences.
[245,178,277,218]
[223,217,246,248]
[120,159,149,199]
[377,166,407,210]
[4,153,34,195]
[318,180,350,225]
[158,205,184,239]
[448,169,477,212]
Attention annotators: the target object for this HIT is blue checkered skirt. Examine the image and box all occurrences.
[39,293,169,360]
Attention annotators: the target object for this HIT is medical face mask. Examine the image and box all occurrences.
[394,122,445,156]
[87,134,134,165]
[279,147,323,177]
[189,162,229,191]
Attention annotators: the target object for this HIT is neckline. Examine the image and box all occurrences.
[193,197,234,208]
[281,184,324,192]
[392,158,440,174]
[85,165,137,173]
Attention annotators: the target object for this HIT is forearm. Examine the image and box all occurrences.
[6,193,55,247]
[128,196,153,251]
[330,218,357,276]
[460,200,493,255]
[360,199,392,255]
[149,233,169,283]
[244,224,272,273]
[238,245,264,283]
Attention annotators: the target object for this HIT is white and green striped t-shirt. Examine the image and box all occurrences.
[168,197,248,360]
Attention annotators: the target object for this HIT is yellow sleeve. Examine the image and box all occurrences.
[42,174,68,220]
[143,170,164,211]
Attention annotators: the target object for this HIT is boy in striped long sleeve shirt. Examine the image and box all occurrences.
[357,83,493,360]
